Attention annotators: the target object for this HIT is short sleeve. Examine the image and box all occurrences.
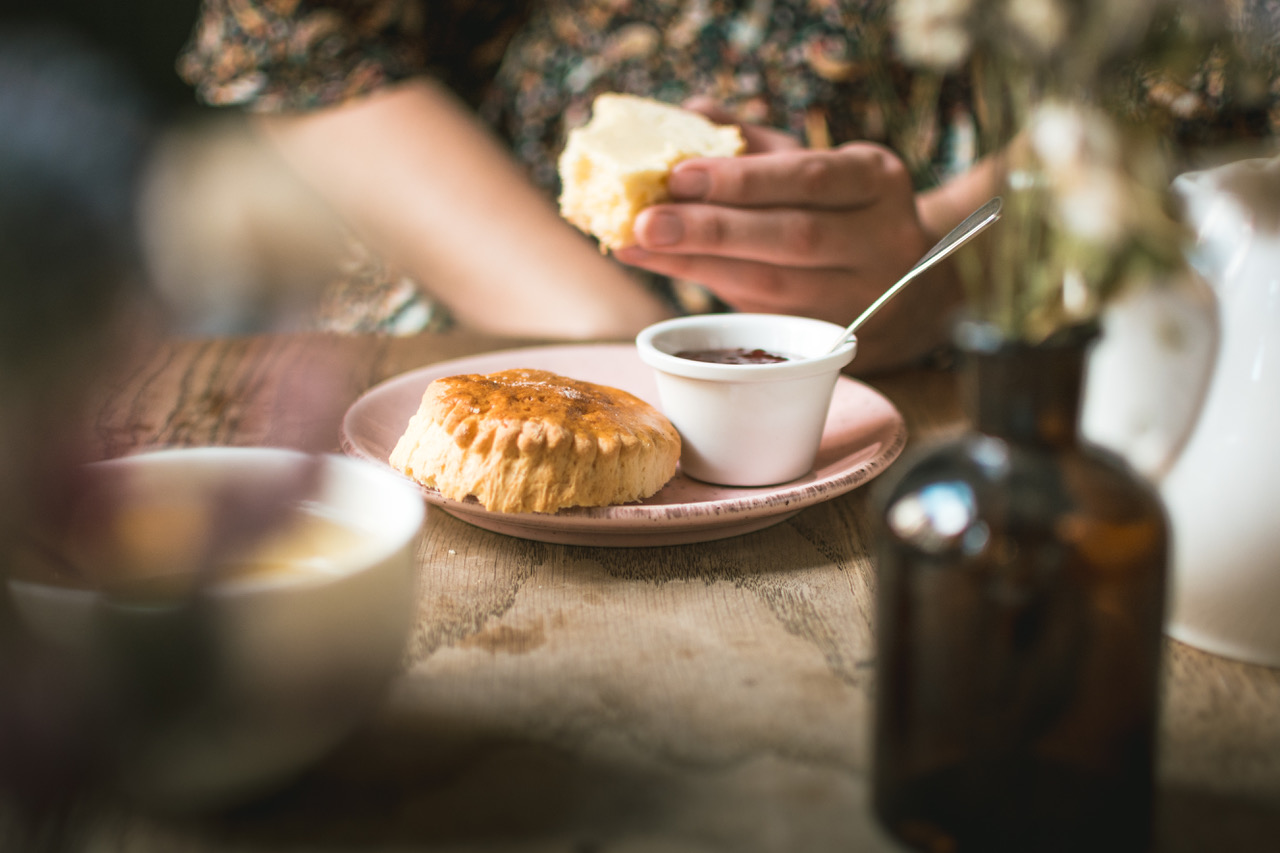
[176,0,526,112]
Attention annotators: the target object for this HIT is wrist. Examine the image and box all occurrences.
[916,182,972,246]
[916,151,1008,243]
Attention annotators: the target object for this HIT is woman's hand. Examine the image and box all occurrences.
[614,101,964,372]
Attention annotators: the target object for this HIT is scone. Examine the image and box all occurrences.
[558,93,746,252]
[389,368,681,514]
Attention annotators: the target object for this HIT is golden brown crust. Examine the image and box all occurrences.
[389,369,680,514]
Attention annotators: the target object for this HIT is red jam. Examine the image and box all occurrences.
[674,347,790,364]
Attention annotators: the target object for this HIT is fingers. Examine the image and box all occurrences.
[614,246,853,320]
[633,203,872,269]
[667,143,904,208]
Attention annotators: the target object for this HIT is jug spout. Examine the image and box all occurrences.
[1173,156,1280,287]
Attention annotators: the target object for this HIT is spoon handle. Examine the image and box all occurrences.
[830,196,1003,352]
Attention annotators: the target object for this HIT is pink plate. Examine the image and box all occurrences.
[340,344,907,546]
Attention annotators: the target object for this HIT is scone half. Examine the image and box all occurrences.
[389,368,681,514]
[558,93,746,252]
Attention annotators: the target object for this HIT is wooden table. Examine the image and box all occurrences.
[77,331,1279,851]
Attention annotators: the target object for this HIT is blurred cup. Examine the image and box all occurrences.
[636,313,857,486]
[6,446,424,812]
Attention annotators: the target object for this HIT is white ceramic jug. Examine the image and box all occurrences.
[1085,156,1280,668]
[1159,157,1280,667]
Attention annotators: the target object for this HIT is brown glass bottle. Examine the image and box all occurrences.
[872,321,1168,853]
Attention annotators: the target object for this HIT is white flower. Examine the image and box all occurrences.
[1056,171,1133,248]
[1029,101,1121,171]
[893,0,974,71]
[1029,102,1134,248]
[1003,0,1069,57]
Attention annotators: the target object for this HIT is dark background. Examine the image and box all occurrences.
[1,0,208,118]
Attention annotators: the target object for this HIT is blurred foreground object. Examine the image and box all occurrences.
[0,25,159,506]
[136,112,359,336]
[0,24,162,840]
[1,31,421,842]
[7,448,423,813]
[873,321,1168,852]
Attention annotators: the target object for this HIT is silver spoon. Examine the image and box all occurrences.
[828,196,1003,353]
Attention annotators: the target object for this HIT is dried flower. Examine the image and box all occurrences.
[1001,0,1068,59]
[893,0,973,72]
[1029,102,1132,248]
[892,0,1260,340]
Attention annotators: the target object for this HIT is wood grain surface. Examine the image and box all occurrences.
[71,331,1280,852]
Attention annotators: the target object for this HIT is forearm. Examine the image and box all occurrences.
[255,78,672,339]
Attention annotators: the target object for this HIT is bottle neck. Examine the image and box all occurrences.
[956,323,1095,447]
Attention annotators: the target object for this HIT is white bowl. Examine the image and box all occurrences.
[636,314,857,486]
[7,446,424,812]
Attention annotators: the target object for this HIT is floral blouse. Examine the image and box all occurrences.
[177,0,1280,332]
[179,1,967,181]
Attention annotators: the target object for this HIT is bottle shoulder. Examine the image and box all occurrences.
[877,433,1169,555]
[887,434,1158,500]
